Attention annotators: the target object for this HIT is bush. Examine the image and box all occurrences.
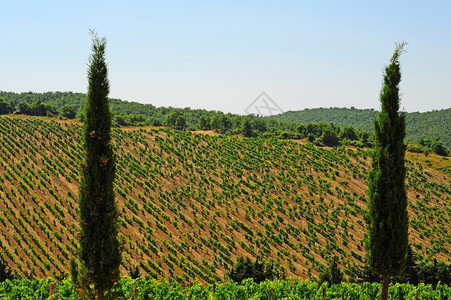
[417,258,451,286]
[0,98,14,115]
[419,138,449,156]
[165,110,186,130]
[319,257,343,284]
[431,140,448,156]
[0,258,15,282]
[407,144,424,154]
[227,257,279,284]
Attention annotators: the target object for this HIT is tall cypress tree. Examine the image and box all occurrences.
[367,42,408,300]
[76,30,121,300]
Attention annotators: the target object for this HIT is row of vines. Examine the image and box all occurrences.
[1,278,450,299]
[0,116,449,283]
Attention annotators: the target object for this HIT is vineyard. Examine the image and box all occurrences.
[0,115,449,283]
[1,278,450,299]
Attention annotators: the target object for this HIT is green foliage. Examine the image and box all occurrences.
[431,142,448,156]
[0,97,14,115]
[394,246,419,285]
[129,265,141,280]
[76,31,121,299]
[242,116,267,138]
[1,90,448,148]
[339,126,358,141]
[406,144,425,154]
[417,258,451,286]
[112,114,150,127]
[165,110,186,130]
[227,257,280,284]
[270,106,451,149]
[360,259,380,283]
[61,104,77,119]
[271,107,379,131]
[321,126,340,147]
[70,258,78,287]
[405,109,451,149]
[319,257,343,285]
[0,278,450,299]
[16,101,31,115]
[210,114,233,134]
[241,118,254,138]
[297,121,360,147]
[0,91,86,114]
[0,258,15,282]
[15,100,58,117]
[0,278,77,300]
[392,247,451,286]
[367,42,409,299]
[407,139,449,156]
[198,115,211,130]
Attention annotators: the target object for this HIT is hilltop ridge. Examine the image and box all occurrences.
[268,107,451,148]
[1,91,450,148]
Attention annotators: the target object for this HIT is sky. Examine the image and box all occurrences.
[1,1,450,115]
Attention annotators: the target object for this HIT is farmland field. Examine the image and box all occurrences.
[0,115,449,283]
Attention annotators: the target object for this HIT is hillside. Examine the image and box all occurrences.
[268,107,451,148]
[0,116,449,284]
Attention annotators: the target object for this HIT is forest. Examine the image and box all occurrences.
[269,107,451,149]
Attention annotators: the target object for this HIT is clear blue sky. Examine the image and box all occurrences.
[1,1,450,114]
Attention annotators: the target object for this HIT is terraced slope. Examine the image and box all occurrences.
[0,116,449,284]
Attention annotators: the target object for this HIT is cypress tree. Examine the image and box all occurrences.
[75,30,121,300]
[367,42,408,300]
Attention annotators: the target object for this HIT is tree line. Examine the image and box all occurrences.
[1,94,448,156]
[223,246,451,287]
[0,91,449,152]
[3,92,445,155]
[269,107,451,150]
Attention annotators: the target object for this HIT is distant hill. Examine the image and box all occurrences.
[0,116,449,283]
[267,108,378,131]
[1,92,449,149]
[0,91,222,128]
[268,107,451,148]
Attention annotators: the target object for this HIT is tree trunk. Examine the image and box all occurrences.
[97,289,105,300]
[50,282,54,300]
[381,275,390,300]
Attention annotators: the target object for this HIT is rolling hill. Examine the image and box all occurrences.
[268,107,451,148]
[1,92,450,149]
[0,115,449,284]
